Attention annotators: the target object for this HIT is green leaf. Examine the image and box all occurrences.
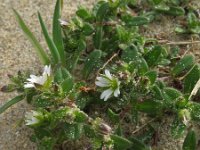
[188,12,199,27]
[190,102,200,121]
[171,117,186,138]
[107,108,120,124]
[175,27,187,34]
[96,2,109,22]
[138,58,149,75]
[83,50,102,78]
[38,12,61,64]
[32,97,53,108]
[183,130,196,150]
[152,0,162,5]
[144,45,162,67]
[172,54,195,77]
[144,71,157,84]
[61,123,84,140]
[155,5,185,16]
[13,10,49,65]
[82,23,94,36]
[152,85,163,100]
[154,4,169,12]
[39,137,55,150]
[121,45,139,63]
[0,95,24,114]
[167,6,185,16]
[121,45,149,75]
[53,0,65,65]
[70,40,86,71]
[125,16,149,26]
[54,67,71,83]
[34,128,52,140]
[74,110,88,123]
[162,87,182,102]
[94,26,103,49]
[61,78,73,94]
[184,64,200,94]
[76,7,91,20]
[136,100,162,115]
[84,125,96,138]
[111,134,133,150]
[129,137,150,150]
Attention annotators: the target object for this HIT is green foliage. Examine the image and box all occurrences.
[123,16,149,26]
[171,117,186,138]
[183,64,200,94]
[13,9,49,65]
[1,0,200,149]
[52,0,65,65]
[172,54,195,77]
[176,11,200,34]
[111,135,133,150]
[38,12,61,64]
[182,130,197,150]
[0,95,25,114]
[83,50,102,78]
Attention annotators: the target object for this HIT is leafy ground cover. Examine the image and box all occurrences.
[1,0,200,149]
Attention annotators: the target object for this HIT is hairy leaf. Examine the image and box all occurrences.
[53,0,65,65]
[0,95,25,114]
[13,10,49,65]
[38,12,61,64]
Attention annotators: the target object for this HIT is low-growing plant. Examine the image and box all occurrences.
[1,0,200,149]
[175,10,200,34]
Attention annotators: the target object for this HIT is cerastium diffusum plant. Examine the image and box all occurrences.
[1,0,200,149]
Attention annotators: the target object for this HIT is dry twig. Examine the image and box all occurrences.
[158,40,200,45]
[132,118,157,134]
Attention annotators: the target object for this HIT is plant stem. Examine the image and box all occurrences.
[132,117,157,134]
[158,40,200,45]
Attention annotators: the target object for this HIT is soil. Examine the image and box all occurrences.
[0,0,199,150]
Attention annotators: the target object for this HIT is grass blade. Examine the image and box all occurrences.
[53,0,65,65]
[38,12,61,64]
[0,95,25,114]
[13,9,49,65]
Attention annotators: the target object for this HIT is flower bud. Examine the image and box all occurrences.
[178,109,191,126]
[25,110,46,126]
[93,118,112,135]
[99,123,112,135]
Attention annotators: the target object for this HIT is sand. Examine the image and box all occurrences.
[0,0,95,149]
[0,0,199,150]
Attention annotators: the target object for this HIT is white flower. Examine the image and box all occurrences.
[59,19,69,26]
[24,65,51,88]
[95,69,120,101]
[25,110,43,126]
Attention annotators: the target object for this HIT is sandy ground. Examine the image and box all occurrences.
[0,0,95,149]
[0,0,199,150]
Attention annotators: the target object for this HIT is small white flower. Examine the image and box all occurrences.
[95,69,120,101]
[59,19,69,26]
[24,65,51,88]
[25,110,43,126]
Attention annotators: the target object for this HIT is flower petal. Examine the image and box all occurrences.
[114,88,120,97]
[43,65,51,76]
[27,75,38,82]
[95,81,109,87]
[100,88,113,101]
[96,77,109,84]
[24,83,35,88]
[105,69,112,80]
